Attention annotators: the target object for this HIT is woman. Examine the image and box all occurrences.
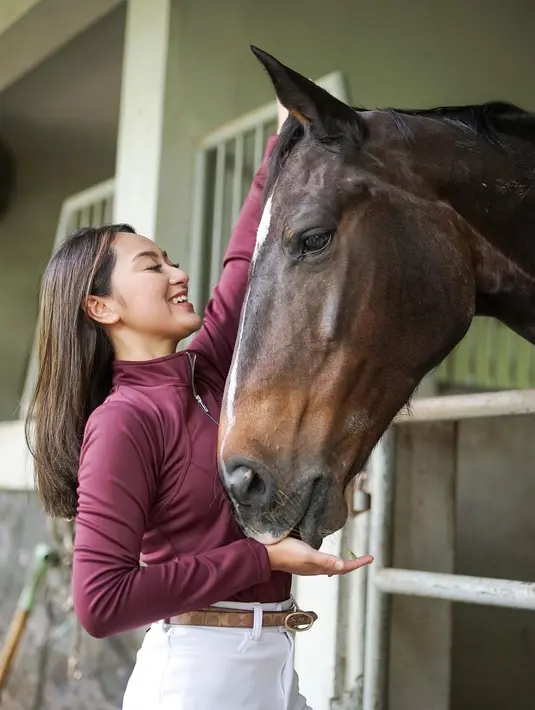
[27,101,372,710]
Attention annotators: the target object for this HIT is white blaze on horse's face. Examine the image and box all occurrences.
[222,194,273,454]
[252,194,273,266]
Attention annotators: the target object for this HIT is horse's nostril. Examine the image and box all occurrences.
[227,464,271,508]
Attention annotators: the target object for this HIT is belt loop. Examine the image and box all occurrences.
[249,603,263,641]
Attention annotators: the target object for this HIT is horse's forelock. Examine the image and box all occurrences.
[265,114,366,204]
[265,118,304,202]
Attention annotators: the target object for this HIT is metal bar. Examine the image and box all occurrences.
[78,205,91,228]
[209,143,226,292]
[188,150,207,317]
[394,389,535,424]
[375,568,535,610]
[253,124,264,171]
[104,195,114,224]
[333,519,355,703]
[343,502,370,704]
[52,203,75,250]
[98,198,106,225]
[362,429,396,710]
[231,134,244,228]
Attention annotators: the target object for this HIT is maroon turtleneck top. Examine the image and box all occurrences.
[72,135,290,639]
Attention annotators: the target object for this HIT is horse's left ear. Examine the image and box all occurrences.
[251,46,364,143]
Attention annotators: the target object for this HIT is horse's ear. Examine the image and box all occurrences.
[250,46,363,142]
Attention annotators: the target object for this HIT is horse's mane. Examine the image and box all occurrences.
[266,101,535,198]
[392,101,535,146]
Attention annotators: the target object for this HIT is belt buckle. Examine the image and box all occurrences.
[284,609,318,632]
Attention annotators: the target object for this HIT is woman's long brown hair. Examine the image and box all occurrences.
[25,223,135,519]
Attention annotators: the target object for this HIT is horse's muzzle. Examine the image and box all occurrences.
[220,456,344,549]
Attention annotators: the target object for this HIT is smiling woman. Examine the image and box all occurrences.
[24,95,372,710]
[84,231,203,361]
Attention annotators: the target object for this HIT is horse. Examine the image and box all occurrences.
[217,46,535,550]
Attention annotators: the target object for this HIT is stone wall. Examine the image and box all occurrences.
[0,492,142,709]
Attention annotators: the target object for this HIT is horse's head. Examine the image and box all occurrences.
[218,48,477,548]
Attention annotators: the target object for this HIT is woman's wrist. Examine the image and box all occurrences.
[265,543,281,571]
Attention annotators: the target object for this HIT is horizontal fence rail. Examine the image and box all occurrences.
[375,569,535,610]
[394,388,535,423]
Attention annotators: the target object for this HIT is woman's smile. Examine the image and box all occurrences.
[168,290,194,311]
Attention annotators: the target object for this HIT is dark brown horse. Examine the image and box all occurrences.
[218,47,535,549]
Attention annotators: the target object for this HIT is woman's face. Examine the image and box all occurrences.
[94,231,202,357]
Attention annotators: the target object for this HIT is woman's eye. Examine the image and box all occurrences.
[146,261,179,271]
[301,231,333,255]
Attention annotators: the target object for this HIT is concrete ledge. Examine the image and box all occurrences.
[0,419,34,490]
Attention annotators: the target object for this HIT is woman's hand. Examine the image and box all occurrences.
[276,98,289,133]
[265,536,373,577]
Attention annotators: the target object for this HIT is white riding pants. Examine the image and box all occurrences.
[122,598,313,710]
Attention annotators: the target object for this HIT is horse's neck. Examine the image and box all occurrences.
[443,144,535,343]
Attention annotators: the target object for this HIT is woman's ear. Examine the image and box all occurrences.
[84,295,120,325]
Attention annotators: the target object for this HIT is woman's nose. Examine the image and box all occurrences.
[169,267,189,284]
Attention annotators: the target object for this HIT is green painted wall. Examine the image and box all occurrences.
[158,0,535,259]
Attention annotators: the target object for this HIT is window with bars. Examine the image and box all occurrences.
[196,118,277,305]
[188,72,348,314]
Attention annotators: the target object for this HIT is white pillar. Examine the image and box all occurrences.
[113,0,171,238]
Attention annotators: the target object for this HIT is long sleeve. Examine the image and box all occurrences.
[191,134,279,383]
[72,401,271,638]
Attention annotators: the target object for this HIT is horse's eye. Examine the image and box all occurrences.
[301,231,333,255]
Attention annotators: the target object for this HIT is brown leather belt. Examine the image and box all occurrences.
[166,606,318,632]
